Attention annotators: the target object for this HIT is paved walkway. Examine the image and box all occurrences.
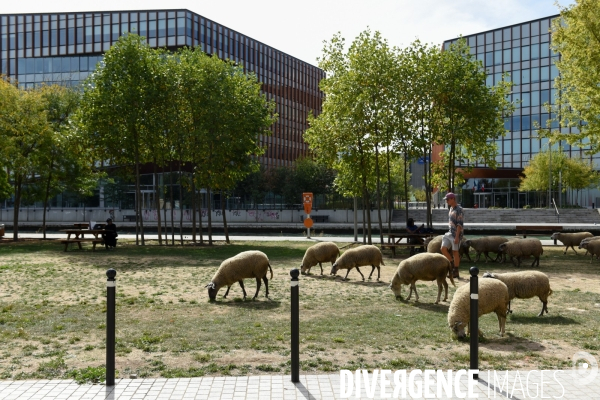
[1,369,599,399]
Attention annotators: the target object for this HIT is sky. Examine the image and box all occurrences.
[3,0,575,66]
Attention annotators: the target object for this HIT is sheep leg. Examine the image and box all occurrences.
[506,300,512,314]
[484,252,493,263]
[406,285,414,301]
[367,265,380,281]
[412,283,419,302]
[354,267,365,281]
[342,269,352,281]
[238,280,248,299]
[434,281,441,304]
[475,252,482,263]
[497,311,506,337]
[223,285,232,298]
[318,262,323,275]
[252,277,261,299]
[531,256,540,268]
[441,279,448,302]
[367,266,375,280]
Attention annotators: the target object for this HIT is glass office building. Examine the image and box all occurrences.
[0,9,325,169]
[442,15,600,208]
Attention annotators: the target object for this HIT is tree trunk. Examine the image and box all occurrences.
[12,177,22,241]
[221,190,230,244]
[207,186,213,245]
[375,141,384,245]
[169,164,175,245]
[153,164,163,245]
[42,168,53,240]
[191,177,197,243]
[385,144,392,235]
[403,151,409,223]
[178,168,184,245]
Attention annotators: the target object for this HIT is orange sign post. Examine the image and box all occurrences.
[302,193,313,237]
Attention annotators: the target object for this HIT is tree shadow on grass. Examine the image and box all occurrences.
[209,298,282,310]
[396,297,451,313]
[507,314,579,325]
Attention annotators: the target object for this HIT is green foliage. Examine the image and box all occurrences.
[551,0,600,152]
[65,366,106,384]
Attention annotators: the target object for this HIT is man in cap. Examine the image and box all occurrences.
[441,192,463,279]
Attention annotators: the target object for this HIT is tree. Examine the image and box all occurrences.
[432,39,514,193]
[77,34,169,245]
[306,30,395,244]
[519,149,598,205]
[551,0,600,151]
[0,78,53,241]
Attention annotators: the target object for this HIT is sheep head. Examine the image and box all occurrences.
[450,321,466,339]
[389,274,403,299]
[205,282,218,301]
[330,262,340,275]
[482,272,496,278]
[551,232,560,241]
[498,243,508,253]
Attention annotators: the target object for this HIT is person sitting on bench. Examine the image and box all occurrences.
[102,218,118,250]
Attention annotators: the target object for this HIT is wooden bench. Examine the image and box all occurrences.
[123,215,137,222]
[60,238,118,251]
[381,242,425,257]
[515,225,562,244]
[300,215,329,223]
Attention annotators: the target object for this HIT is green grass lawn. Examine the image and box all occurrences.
[0,238,599,381]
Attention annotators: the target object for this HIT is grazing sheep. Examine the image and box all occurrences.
[331,245,384,281]
[205,251,273,301]
[578,240,600,263]
[551,232,593,255]
[300,242,340,275]
[426,235,472,261]
[389,253,455,304]
[482,271,552,316]
[498,239,543,267]
[465,236,509,263]
[578,236,600,257]
[448,278,509,339]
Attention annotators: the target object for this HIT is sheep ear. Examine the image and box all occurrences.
[205,282,215,289]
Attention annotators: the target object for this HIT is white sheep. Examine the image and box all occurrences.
[426,235,471,261]
[205,250,273,300]
[550,232,593,255]
[389,253,455,304]
[465,236,509,263]
[300,241,340,275]
[330,245,384,281]
[482,271,552,316]
[578,240,600,263]
[448,278,509,339]
[498,239,543,267]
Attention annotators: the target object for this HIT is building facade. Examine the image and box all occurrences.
[442,15,600,208]
[0,9,325,169]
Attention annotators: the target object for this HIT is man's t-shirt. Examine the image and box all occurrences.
[449,205,464,239]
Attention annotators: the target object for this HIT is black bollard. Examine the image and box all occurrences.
[290,268,300,383]
[106,268,116,386]
[470,266,479,380]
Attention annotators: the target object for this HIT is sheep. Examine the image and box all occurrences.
[482,271,552,316]
[578,240,600,263]
[389,253,455,304]
[205,250,273,301]
[578,236,600,257]
[300,241,340,275]
[498,238,543,267]
[426,235,472,261]
[550,232,593,255]
[465,236,509,263]
[330,245,384,281]
[448,278,509,339]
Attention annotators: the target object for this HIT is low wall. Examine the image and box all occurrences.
[0,208,390,225]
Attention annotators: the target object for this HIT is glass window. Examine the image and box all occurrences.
[531,21,539,36]
[531,43,539,59]
[468,36,476,46]
[103,25,110,42]
[522,45,530,61]
[486,74,493,87]
[512,26,520,39]
[550,64,559,79]
[531,90,540,106]
[512,116,521,131]
[522,69,530,84]
[168,19,175,36]
[531,67,540,82]
[485,52,493,66]
[522,139,530,152]
[513,139,521,153]
[540,66,549,81]
[43,57,52,73]
[522,115,531,130]
[512,70,520,85]
[532,139,539,152]
[94,26,101,42]
[540,42,549,58]
[521,92,530,107]
[494,50,501,65]
[121,23,128,35]
[50,30,57,46]
[178,17,185,36]
[504,140,512,154]
[504,117,511,131]
[149,21,156,38]
[35,58,43,73]
[531,114,541,129]
[541,89,550,105]
[112,24,119,41]
[477,34,484,45]
[512,47,520,62]
[541,19,550,34]
[494,30,502,42]
[80,56,88,71]
[522,23,530,37]
[61,57,69,72]
[503,48,511,63]
[158,20,166,37]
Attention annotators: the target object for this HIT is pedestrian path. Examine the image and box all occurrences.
[1,370,599,399]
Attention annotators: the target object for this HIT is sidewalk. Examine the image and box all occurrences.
[1,370,599,399]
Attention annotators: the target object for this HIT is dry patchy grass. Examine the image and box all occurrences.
[0,238,599,380]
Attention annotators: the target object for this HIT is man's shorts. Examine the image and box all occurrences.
[441,232,460,251]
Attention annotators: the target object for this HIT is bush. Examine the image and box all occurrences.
[523,205,531,209]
